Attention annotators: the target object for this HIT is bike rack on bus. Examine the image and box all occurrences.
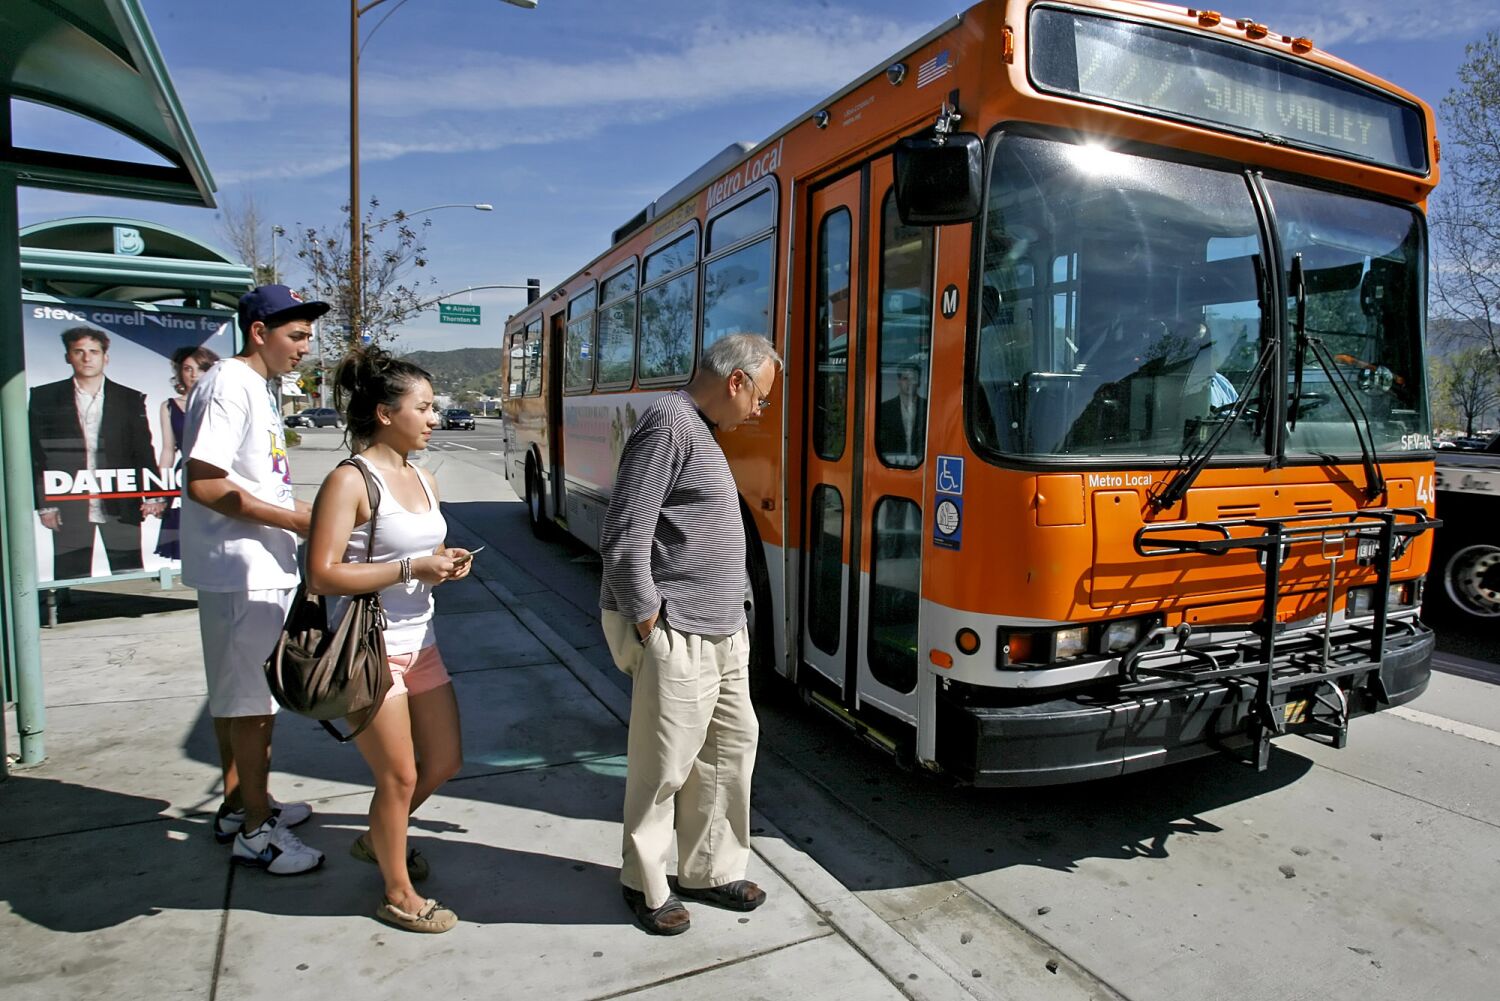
[1128,506,1439,769]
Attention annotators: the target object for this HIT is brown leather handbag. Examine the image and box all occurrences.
[265,458,391,741]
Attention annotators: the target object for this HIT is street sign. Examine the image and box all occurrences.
[440,302,481,325]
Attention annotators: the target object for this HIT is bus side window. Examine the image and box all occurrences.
[597,264,638,387]
[640,229,699,382]
[508,332,525,397]
[524,319,543,397]
[703,188,775,352]
[564,287,597,393]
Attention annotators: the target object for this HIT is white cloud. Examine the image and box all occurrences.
[1252,0,1497,47]
[175,7,928,126]
[166,4,928,189]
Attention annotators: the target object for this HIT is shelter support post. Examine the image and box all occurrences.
[0,152,47,766]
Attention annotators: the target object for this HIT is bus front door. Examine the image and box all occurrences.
[800,160,928,728]
[801,172,864,700]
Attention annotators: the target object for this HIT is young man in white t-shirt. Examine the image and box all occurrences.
[181,285,326,875]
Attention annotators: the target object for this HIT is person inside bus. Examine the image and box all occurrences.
[876,361,927,462]
[598,332,783,936]
[1182,320,1239,412]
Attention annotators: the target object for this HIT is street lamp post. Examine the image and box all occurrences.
[358,202,493,329]
[368,202,493,232]
[349,0,536,342]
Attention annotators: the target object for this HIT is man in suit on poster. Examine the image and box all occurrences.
[29,326,163,581]
[876,361,928,462]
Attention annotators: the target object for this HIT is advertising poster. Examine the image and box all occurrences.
[23,297,237,584]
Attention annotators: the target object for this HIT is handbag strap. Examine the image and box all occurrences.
[320,456,388,744]
[337,456,382,575]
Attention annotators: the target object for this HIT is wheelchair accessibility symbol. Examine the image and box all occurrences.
[936,455,964,495]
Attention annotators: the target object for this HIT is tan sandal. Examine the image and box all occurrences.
[350,835,430,881]
[375,897,457,934]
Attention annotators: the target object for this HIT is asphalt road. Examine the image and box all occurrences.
[428,437,1498,1001]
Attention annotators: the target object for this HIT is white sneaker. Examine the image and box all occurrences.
[232,814,325,875]
[214,797,313,844]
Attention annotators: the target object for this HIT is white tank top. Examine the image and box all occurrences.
[331,455,447,654]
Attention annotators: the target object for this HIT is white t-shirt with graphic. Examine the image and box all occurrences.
[180,357,299,592]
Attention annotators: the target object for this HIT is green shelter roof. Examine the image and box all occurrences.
[1,0,216,207]
[20,217,253,308]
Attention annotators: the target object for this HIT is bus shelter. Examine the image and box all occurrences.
[3,0,219,773]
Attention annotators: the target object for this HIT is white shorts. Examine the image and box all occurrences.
[197,588,296,718]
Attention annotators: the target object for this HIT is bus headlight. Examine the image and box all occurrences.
[1103,619,1145,653]
[1347,581,1418,617]
[1053,626,1089,660]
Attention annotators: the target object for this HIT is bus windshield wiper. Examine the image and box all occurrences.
[1283,252,1386,502]
[1148,333,1279,512]
[1288,254,1308,431]
[1301,334,1387,503]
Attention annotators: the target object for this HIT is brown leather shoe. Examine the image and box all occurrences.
[673,879,766,912]
[622,886,691,935]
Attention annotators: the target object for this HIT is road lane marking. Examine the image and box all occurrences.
[1389,706,1500,748]
[445,441,477,450]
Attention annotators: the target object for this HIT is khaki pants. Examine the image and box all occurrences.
[601,610,758,909]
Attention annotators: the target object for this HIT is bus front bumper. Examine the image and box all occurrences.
[934,625,1433,787]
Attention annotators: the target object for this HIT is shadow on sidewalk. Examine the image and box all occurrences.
[0,776,629,932]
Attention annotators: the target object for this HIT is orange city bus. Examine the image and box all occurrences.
[501,0,1441,785]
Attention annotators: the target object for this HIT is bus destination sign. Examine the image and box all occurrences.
[1029,8,1427,174]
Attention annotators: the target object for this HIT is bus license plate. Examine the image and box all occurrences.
[1284,699,1311,724]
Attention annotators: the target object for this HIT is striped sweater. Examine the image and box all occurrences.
[599,391,747,636]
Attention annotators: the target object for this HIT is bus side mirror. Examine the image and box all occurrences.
[893,132,984,226]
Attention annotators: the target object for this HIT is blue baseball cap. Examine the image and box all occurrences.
[237,284,330,334]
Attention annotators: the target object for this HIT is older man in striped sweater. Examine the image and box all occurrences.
[599,332,782,936]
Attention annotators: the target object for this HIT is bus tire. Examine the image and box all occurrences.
[1439,541,1500,621]
[742,512,785,703]
[525,462,551,540]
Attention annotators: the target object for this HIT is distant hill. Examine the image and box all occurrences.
[401,347,504,400]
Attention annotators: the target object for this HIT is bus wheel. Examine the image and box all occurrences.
[744,537,783,703]
[525,465,550,539]
[1442,542,1500,620]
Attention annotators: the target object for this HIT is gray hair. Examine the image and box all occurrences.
[700,333,782,379]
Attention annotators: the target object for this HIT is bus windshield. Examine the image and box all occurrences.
[970,134,1427,462]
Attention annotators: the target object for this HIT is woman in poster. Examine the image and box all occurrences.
[154,345,220,560]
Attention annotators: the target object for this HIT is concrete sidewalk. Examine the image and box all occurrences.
[0,433,973,1001]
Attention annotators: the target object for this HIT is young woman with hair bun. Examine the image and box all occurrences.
[306,345,471,933]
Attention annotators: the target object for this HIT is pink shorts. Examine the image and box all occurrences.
[385,644,451,701]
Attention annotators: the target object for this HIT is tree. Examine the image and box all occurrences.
[217,190,279,285]
[293,197,437,348]
[1432,32,1500,364]
[1430,347,1500,435]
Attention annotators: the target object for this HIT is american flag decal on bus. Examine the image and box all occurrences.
[917,49,952,88]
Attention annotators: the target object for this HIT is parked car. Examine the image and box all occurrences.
[286,407,343,428]
[442,408,476,430]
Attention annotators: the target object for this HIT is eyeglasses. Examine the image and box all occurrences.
[738,369,771,411]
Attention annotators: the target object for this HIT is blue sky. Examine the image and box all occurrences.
[14,0,1497,352]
